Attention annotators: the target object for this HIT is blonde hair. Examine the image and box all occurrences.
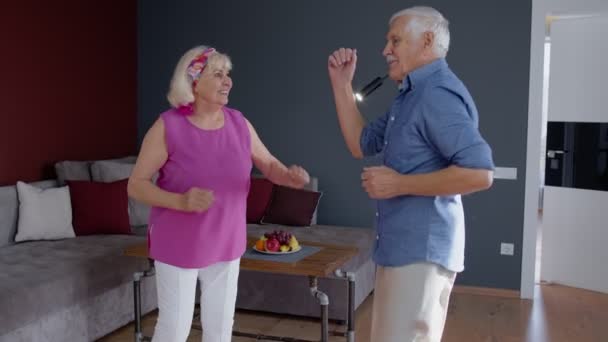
[166,45,232,108]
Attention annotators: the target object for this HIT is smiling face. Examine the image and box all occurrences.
[193,54,233,107]
[382,15,435,82]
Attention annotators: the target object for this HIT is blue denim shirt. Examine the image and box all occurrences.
[360,58,494,272]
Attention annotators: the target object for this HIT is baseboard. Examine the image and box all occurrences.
[453,285,520,298]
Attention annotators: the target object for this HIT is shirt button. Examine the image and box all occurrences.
[376,235,380,240]
[375,212,379,217]
[384,141,388,145]
[390,116,395,121]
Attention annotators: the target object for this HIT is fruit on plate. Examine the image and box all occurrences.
[255,239,265,251]
[254,230,300,252]
[263,230,292,245]
[265,238,280,252]
[289,235,299,250]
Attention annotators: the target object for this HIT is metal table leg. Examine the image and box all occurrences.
[335,269,356,342]
[133,260,155,342]
[309,276,329,342]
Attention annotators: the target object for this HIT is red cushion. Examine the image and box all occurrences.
[262,185,322,226]
[246,177,275,223]
[67,179,132,236]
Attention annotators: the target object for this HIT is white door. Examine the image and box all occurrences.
[541,14,608,293]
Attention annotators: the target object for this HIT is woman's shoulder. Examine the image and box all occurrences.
[223,106,244,118]
[157,107,187,127]
[223,106,249,124]
[159,107,181,118]
[223,106,252,135]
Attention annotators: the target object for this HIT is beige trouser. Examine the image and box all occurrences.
[370,262,456,342]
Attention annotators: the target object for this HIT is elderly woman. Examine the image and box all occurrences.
[128,45,310,342]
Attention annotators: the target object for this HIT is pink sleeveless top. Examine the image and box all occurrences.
[148,107,252,268]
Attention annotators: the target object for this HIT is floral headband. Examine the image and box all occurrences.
[186,47,216,87]
[177,47,216,115]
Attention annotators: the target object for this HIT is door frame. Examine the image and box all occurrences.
[521,5,603,299]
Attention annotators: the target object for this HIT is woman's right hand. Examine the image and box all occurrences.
[180,187,214,213]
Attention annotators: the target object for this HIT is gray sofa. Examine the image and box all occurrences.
[0,161,375,341]
[0,180,157,342]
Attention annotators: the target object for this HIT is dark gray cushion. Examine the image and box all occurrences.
[54,161,91,186]
[90,158,146,183]
[0,180,58,248]
[0,235,149,335]
[90,160,132,183]
[0,184,17,248]
[54,156,137,186]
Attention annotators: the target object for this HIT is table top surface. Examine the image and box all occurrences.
[124,236,358,277]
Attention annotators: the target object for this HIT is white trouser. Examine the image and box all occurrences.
[152,259,240,342]
[370,262,456,342]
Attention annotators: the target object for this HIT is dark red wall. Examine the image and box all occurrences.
[0,2,137,185]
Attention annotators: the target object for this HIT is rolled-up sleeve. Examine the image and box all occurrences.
[360,111,390,157]
[422,87,494,170]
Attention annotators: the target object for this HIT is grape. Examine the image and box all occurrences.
[264,230,294,246]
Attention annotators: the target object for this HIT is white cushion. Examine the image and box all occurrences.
[14,181,75,242]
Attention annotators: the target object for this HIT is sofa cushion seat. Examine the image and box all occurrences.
[0,235,149,335]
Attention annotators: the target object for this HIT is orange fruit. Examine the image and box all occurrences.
[255,239,265,251]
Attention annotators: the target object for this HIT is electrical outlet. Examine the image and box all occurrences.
[500,243,514,256]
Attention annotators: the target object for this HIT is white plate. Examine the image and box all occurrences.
[252,245,302,255]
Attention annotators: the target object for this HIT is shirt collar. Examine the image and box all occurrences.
[400,58,447,92]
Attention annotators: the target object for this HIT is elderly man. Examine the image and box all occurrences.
[327,6,494,342]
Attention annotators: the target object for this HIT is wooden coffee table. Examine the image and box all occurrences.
[124,236,358,342]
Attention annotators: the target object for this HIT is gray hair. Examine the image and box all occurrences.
[390,6,450,58]
[167,45,232,108]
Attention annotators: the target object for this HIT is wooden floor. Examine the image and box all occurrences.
[99,283,608,342]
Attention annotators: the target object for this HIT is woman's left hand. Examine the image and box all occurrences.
[287,165,310,188]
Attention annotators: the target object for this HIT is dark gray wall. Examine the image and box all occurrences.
[138,0,531,290]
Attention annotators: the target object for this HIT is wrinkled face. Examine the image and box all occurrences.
[382,15,426,82]
[194,65,232,106]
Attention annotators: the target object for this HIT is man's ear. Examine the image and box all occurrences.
[423,31,435,51]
